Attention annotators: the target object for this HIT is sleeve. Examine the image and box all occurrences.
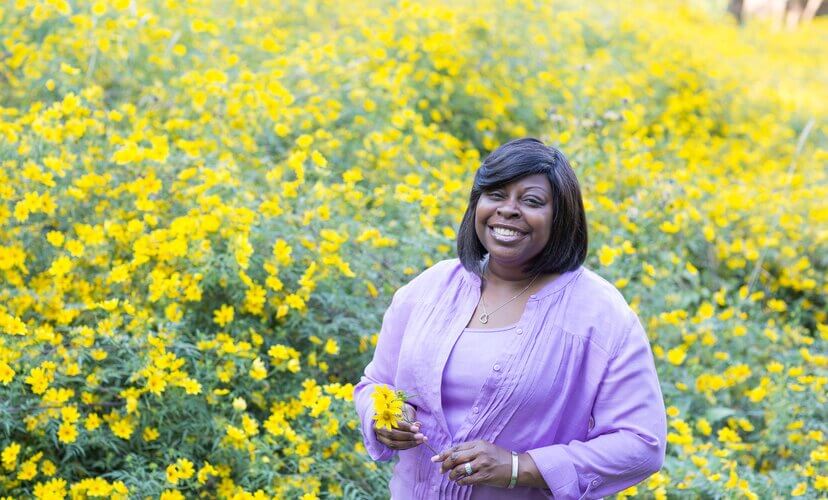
[526,311,667,499]
[352,285,414,462]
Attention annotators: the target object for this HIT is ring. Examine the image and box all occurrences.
[464,462,473,476]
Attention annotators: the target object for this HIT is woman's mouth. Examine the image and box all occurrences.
[489,226,527,243]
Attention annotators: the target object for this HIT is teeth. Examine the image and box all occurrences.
[493,227,520,236]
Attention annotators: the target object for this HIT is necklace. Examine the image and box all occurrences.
[478,265,541,324]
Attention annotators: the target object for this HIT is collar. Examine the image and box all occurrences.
[460,258,584,301]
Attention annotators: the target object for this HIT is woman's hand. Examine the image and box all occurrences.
[432,440,513,487]
[373,402,428,451]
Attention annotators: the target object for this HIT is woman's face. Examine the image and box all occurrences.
[474,173,554,273]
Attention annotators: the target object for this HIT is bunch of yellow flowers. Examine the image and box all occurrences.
[370,384,405,431]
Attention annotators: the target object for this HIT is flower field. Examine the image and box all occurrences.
[0,0,826,498]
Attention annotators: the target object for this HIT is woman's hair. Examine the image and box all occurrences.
[456,137,588,277]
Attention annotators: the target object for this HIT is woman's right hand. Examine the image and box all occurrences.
[374,402,428,450]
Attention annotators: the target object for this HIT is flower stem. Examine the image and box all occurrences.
[403,415,438,455]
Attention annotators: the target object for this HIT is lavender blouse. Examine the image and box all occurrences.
[442,325,517,437]
[353,258,667,499]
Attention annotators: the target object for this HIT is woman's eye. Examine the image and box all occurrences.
[525,198,542,206]
[487,192,503,199]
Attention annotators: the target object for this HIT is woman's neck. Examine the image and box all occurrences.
[483,259,537,288]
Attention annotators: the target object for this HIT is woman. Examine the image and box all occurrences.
[353,138,667,499]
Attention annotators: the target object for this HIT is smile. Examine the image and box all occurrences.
[489,226,527,243]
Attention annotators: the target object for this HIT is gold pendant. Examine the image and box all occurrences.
[479,313,489,324]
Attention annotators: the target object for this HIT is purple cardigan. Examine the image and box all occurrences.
[353,258,667,499]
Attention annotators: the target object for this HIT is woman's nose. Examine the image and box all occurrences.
[496,201,520,218]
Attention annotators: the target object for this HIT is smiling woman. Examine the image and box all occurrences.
[476,174,554,265]
[459,138,588,282]
[353,137,666,499]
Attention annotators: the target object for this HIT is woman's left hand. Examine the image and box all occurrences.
[432,440,513,487]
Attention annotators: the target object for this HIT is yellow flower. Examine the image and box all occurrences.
[213,304,234,327]
[60,63,80,75]
[371,384,396,405]
[717,427,741,444]
[0,362,14,385]
[25,367,51,395]
[296,134,314,149]
[667,346,687,366]
[60,406,80,424]
[175,458,195,480]
[48,256,72,277]
[311,150,328,167]
[180,378,202,395]
[249,357,267,380]
[766,361,784,373]
[85,413,101,431]
[146,371,167,395]
[166,463,181,484]
[232,397,247,411]
[597,245,616,266]
[45,231,64,247]
[2,442,20,471]
[160,490,185,500]
[33,478,68,499]
[197,462,217,484]
[791,482,807,496]
[371,385,405,430]
[696,418,712,436]
[373,408,398,431]
[110,418,134,440]
[745,385,767,403]
[111,141,143,165]
[91,2,107,16]
[696,302,715,320]
[18,458,38,480]
[225,424,247,448]
[143,427,160,442]
[242,415,259,436]
[57,422,78,444]
[614,277,629,289]
[273,123,290,137]
[40,459,56,476]
[324,338,339,356]
[64,239,84,257]
[285,294,306,311]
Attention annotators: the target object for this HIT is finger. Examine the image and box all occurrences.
[377,433,417,450]
[379,428,418,442]
[374,419,417,437]
[402,402,417,420]
[440,451,457,473]
[436,443,477,471]
[388,437,421,450]
[434,441,476,462]
[378,433,419,449]
[453,441,477,452]
[450,462,469,482]
[395,419,421,433]
[456,468,485,486]
[440,448,477,474]
[446,451,478,478]
[438,449,459,472]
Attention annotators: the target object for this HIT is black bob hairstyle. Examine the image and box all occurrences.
[456,137,588,277]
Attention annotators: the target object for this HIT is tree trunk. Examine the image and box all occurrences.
[728,0,826,27]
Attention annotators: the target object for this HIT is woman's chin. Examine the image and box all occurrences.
[485,250,532,268]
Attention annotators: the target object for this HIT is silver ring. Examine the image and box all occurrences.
[464,462,473,476]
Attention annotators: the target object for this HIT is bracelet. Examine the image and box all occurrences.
[508,451,518,489]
